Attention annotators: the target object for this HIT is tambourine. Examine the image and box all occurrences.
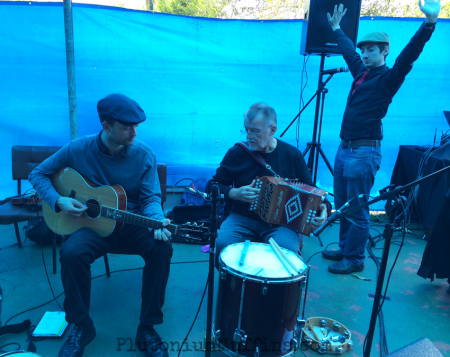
[302,317,353,354]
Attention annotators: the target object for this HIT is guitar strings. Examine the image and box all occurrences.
[80,202,202,233]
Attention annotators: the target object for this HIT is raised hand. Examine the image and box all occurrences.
[419,0,441,23]
[327,4,347,31]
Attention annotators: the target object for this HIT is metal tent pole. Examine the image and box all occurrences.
[63,0,78,140]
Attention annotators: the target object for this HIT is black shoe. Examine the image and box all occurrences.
[135,326,169,357]
[328,259,364,275]
[58,325,96,357]
[321,249,344,261]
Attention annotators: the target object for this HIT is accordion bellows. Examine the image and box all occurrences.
[249,176,327,237]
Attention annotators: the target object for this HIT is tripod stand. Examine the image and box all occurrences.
[280,53,334,184]
[303,54,334,183]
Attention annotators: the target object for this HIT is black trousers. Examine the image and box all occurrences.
[60,224,173,326]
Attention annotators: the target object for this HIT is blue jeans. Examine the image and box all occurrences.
[333,144,382,265]
[215,213,301,269]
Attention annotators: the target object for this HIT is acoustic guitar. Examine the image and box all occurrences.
[42,167,208,241]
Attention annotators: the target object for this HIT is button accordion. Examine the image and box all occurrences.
[248,176,328,236]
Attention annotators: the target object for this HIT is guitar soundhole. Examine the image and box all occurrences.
[85,199,101,219]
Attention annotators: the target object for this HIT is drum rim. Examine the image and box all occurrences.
[219,242,307,283]
[0,352,42,356]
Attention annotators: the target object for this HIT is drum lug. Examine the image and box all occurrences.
[290,338,298,351]
[295,318,306,343]
[254,347,260,357]
[220,269,227,280]
[233,328,247,345]
[261,284,268,295]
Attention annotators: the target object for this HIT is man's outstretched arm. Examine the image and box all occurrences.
[327,4,365,79]
[388,0,441,91]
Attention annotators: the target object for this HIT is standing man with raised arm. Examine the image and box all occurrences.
[322,1,441,274]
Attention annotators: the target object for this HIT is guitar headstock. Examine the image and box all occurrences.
[177,222,210,242]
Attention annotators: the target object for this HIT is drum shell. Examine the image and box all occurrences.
[215,265,303,357]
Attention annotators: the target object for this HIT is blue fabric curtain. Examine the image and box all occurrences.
[1,2,449,207]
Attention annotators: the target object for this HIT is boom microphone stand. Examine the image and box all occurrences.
[313,164,450,357]
[205,182,221,357]
[280,53,335,184]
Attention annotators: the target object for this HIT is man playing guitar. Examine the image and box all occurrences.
[29,93,171,357]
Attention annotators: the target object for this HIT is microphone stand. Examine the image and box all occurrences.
[205,182,221,357]
[312,164,450,357]
[280,54,336,182]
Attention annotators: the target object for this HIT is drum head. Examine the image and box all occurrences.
[0,352,42,357]
[220,242,307,280]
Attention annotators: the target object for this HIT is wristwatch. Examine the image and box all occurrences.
[424,21,436,29]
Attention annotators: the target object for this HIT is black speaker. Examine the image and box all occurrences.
[300,0,362,55]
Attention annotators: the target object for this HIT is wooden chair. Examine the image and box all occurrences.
[0,145,61,272]
[103,163,167,277]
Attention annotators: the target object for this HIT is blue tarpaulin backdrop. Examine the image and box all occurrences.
[1,2,449,208]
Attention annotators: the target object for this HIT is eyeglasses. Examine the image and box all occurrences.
[240,125,274,137]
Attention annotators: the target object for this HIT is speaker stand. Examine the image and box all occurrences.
[303,53,334,183]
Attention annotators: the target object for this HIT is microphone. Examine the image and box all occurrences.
[188,187,209,200]
[321,66,349,75]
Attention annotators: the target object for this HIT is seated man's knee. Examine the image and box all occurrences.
[145,240,173,261]
[60,228,95,264]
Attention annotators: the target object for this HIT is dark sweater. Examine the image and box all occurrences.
[212,140,313,220]
[334,21,436,140]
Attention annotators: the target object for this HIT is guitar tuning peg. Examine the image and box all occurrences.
[193,223,197,226]
[200,223,204,226]
[187,222,191,225]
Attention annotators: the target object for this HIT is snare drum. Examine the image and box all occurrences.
[214,242,308,357]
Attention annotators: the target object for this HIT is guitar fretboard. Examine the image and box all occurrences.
[101,206,178,234]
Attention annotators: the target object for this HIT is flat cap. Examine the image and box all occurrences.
[356,32,390,48]
[97,93,146,126]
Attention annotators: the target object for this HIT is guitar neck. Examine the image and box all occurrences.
[101,206,178,234]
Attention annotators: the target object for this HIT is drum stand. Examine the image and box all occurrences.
[313,165,450,357]
[295,266,311,350]
[205,182,221,357]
